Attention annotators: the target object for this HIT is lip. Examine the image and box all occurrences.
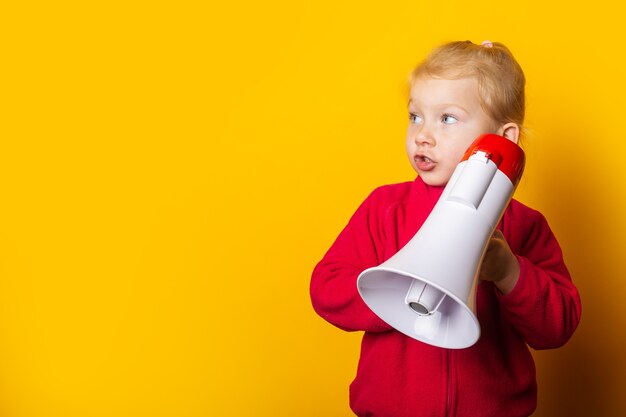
[414,154,436,171]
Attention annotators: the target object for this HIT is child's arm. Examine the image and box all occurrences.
[494,208,582,349]
[310,190,393,333]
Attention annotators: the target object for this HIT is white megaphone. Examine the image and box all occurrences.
[357,134,525,349]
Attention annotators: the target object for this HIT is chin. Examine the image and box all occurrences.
[416,166,455,187]
[418,174,448,187]
[424,180,447,187]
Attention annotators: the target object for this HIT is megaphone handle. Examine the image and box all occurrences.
[448,154,498,209]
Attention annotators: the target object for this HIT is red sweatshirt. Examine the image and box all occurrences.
[310,176,581,417]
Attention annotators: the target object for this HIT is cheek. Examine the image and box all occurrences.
[405,125,415,140]
[453,139,474,158]
[405,142,416,163]
[440,141,466,161]
[405,133,415,150]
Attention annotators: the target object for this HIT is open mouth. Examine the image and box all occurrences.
[414,154,436,171]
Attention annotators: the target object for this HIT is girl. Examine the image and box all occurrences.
[310,40,582,417]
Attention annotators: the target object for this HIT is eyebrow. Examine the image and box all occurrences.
[407,99,470,114]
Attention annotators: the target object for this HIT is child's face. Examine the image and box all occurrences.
[406,77,501,186]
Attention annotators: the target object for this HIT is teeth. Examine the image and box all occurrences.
[423,157,432,163]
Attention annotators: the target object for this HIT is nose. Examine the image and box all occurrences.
[413,122,436,147]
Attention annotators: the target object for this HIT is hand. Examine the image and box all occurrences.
[479,230,520,295]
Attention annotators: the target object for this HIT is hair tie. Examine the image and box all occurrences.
[481,40,494,48]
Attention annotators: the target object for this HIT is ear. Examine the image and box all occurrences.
[497,122,520,144]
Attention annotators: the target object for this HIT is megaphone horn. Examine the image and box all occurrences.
[356,134,525,349]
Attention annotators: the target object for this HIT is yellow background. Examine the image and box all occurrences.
[0,1,624,416]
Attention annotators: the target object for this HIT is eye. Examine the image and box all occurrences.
[409,113,423,124]
[442,114,458,124]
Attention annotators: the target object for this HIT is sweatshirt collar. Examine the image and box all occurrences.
[412,175,445,203]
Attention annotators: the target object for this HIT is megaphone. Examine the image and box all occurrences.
[357,134,525,349]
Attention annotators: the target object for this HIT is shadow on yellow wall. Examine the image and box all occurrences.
[526,119,624,416]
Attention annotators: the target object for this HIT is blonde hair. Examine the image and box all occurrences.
[410,40,526,132]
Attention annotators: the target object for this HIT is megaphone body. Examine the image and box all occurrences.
[357,134,525,349]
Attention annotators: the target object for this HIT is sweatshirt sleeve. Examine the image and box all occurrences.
[310,189,393,333]
[497,208,582,350]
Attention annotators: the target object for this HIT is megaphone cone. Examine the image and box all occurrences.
[357,134,525,349]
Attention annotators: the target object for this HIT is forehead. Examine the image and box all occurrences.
[408,77,481,110]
